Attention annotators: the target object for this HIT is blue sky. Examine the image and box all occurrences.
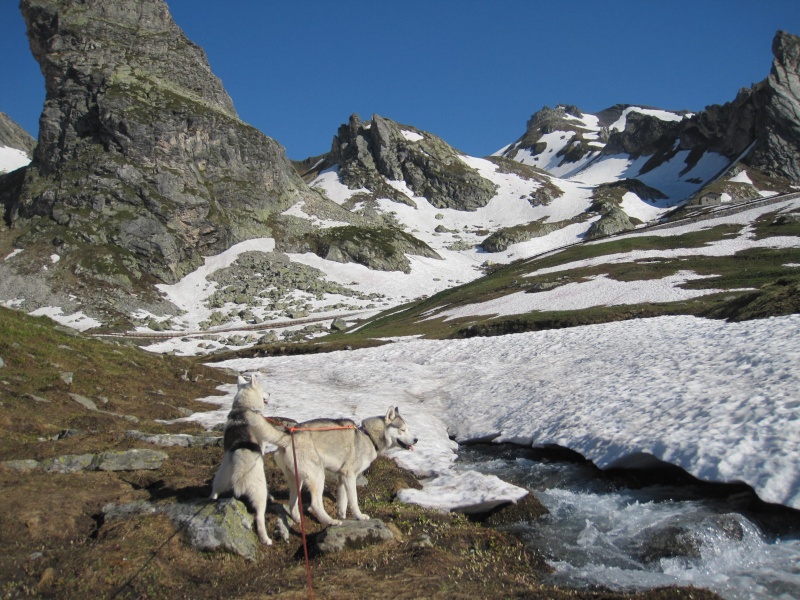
[1,1,798,160]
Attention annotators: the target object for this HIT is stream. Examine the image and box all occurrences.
[456,444,800,600]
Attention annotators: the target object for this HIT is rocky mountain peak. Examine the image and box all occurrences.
[746,30,800,181]
[4,0,310,285]
[327,113,497,211]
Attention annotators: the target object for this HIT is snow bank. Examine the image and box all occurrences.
[191,314,800,512]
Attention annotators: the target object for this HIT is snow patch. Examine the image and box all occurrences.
[0,146,30,174]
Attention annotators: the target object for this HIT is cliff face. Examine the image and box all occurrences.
[747,30,800,181]
[7,0,311,282]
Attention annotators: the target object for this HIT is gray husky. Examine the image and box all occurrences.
[272,406,418,526]
[210,373,282,545]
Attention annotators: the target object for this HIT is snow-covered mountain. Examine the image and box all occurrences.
[1,0,798,357]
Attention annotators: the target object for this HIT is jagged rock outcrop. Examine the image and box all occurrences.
[305,225,441,273]
[504,104,600,168]
[326,114,498,211]
[0,113,36,155]
[5,0,314,283]
[609,31,800,182]
[502,31,800,191]
[747,30,800,181]
[480,220,566,253]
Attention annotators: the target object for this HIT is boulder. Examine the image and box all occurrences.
[313,519,394,554]
[103,498,263,560]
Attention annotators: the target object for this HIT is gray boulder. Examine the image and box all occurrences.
[585,205,635,239]
[164,499,262,561]
[103,498,263,560]
[313,518,394,554]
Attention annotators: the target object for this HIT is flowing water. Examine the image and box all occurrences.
[456,445,800,600]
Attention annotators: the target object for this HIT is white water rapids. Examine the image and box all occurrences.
[456,446,800,600]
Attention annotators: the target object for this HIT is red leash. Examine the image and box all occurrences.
[265,418,357,600]
[290,428,314,600]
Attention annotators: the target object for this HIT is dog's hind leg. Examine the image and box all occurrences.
[210,453,233,499]
[242,473,272,545]
[250,487,272,546]
[307,469,341,526]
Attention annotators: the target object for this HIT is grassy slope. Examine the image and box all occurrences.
[0,307,719,598]
[304,207,800,343]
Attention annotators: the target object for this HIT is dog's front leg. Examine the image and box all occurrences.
[336,475,348,519]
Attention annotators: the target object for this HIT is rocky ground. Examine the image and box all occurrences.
[0,306,722,599]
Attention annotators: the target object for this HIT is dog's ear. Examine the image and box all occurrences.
[385,406,396,422]
[249,373,258,385]
[237,374,247,386]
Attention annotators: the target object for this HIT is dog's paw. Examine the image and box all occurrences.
[261,536,273,546]
[328,518,343,526]
[355,513,370,521]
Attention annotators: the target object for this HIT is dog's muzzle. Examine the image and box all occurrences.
[399,438,418,451]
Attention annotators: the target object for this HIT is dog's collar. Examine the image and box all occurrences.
[359,425,381,452]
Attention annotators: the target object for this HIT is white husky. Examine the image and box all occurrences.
[273,406,418,526]
[210,374,282,545]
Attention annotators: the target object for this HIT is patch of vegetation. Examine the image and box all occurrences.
[590,179,667,211]
[332,221,799,342]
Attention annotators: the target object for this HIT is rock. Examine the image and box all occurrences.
[164,499,261,560]
[68,393,97,410]
[103,498,264,559]
[258,331,278,344]
[330,318,348,332]
[326,114,498,211]
[40,454,95,474]
[60,372,73,385]
[92,449,168,471]
[480,220,564,253]
[2,459,41,472]
[410,534,433,548]
[307,225,441,273]
[102,500,158,522]
[126,430,222,448]
[313,518,395,554]
[747,31,800,181]
[5,450,165,473]
[0,357,4,368]
[0,112,36,156]
[26,394,50,403]
[585,205,635,239]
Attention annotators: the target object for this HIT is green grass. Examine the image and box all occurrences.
[295,218,800,343]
